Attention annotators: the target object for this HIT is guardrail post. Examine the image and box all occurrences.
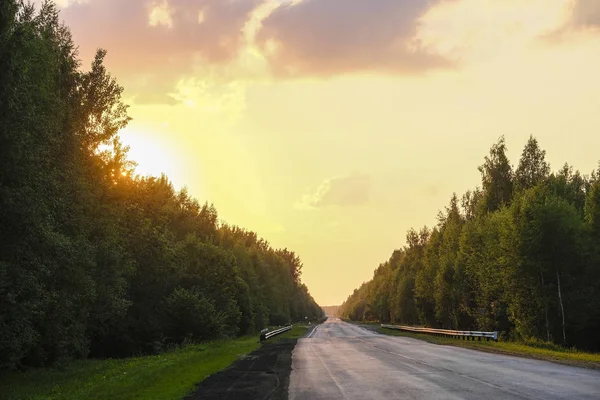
[260,328,269,342]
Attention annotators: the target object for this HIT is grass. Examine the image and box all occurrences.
[262,324,313,343]
[0,320,325,400]
[262,318,325,343]
[367,323,600,369]
[0,336,260,400]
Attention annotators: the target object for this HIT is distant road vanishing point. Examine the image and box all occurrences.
[289,317,600,400]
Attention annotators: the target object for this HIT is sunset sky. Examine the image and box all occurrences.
[43,0,600,306]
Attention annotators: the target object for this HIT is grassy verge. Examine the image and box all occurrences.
[262,324,313,343]
[262,318,325,343]
[0,336,260,400]
[370,324,600,369]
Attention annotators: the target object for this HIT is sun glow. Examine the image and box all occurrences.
[118,127,182,182]
[55,0,600,306]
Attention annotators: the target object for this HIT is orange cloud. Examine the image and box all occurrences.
[55,0,455,103]
[571,0,600,29]
[60,0,262,104]
[255,0,453,77]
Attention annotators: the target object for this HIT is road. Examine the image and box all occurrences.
[289,318,600,400]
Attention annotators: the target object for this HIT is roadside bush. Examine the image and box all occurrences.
[161,288,225,344]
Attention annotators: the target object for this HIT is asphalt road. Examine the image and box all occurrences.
[289,317,600,400]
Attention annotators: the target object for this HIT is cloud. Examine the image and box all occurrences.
[295,174,371,210]
[255,0,452,77]
[170,77,248,121]
[50,0,455,103]
[149,1,174,28]
[570,0,600,29]
[416,0,569,61]
[58,0,262,104]
[541,0,600,41]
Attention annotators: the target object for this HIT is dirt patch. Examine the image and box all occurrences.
[186,338,297,400]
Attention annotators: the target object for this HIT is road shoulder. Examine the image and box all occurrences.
[186,324,320,400]
[347,320,600,370]
[185,339,295,400]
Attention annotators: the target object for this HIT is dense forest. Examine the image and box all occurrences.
[340,136,600,352]
[0,1,322,370]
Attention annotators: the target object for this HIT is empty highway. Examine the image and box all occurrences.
[289,318,600,400]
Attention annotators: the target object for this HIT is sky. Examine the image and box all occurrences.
[42,0,600,306]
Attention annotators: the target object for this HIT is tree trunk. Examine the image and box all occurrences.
[541,270,550,341]
[556,270,566,345]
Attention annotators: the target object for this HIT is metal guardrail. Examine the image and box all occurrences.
[260,325,292,341]
[381,324,498,342]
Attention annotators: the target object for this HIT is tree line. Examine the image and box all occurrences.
[0,1,322,370]
[340,136,600,352]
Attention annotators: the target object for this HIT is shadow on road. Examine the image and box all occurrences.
[186,338,297,400]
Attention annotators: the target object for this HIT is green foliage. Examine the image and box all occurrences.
[0,1,322,370]
[161,288,224,344]
[478,136,514,213]
[585,181,600,236]
[515,135,550,192]
[341,136,600,352]
[0,336,260,400]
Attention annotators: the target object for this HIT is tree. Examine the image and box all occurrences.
[515,136,550,192]
[548,164,586,215]
[341,136,600,351]
[512,186,586,344]
[585,181,600,237]
[478,137,514,213]
[161,288,224,344]
[461,188,482,221]
[0,2,324,368]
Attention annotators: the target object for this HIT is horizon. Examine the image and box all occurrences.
[35,0,600,305]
